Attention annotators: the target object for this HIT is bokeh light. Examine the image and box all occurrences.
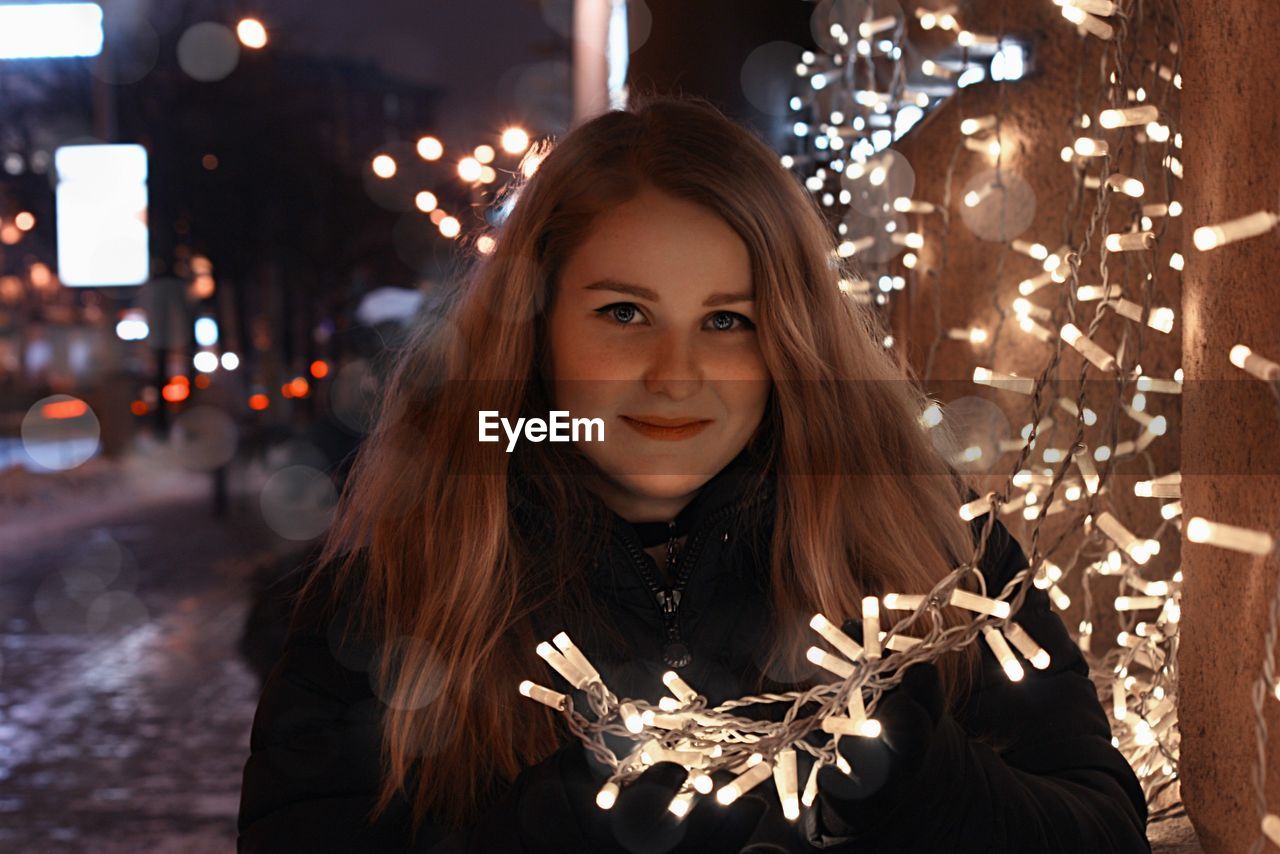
[741,41,808,118]
[959,169,1037,243]
[457,157,481,183]
[176,22,240,82]
[259,465,337,540]
[236,17,268,49]
[162,376,190,403]
[368,635,447,711]
[416,136,444,160]
[193,351,219,373]
[501,127,530,154]
[21,395,100,471]
[171,406,239,471]
[85,591,150,633]
[414,191,438,212]
[371,154,397,179]
[89,17,160,85]
[329,359,377,433]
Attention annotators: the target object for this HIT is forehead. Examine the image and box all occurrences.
[562,188,752,291]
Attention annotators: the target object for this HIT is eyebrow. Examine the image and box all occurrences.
[583,278,754,307]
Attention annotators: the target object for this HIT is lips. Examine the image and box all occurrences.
[623,415,711,428]
[620,415,712,441]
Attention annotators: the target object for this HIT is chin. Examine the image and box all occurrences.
[613,472,712,501]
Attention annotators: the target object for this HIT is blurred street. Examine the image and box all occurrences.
[0,439,304,852]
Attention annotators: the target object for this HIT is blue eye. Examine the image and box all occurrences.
[707,311,754,332]
[595,302,643,324]
[593,303,755,332]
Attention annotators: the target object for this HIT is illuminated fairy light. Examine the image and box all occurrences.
[1105,174,1145,197]
[520,576,1047,814]
[863,597,882,659]
[1264,815,1280,847]
[1055,0,1118,15]
[773,749,800,821]
[1105,231,1155,252]
[963,136,1003,157]
[1090,512,1153,564]
[1061,323,1118,372]
[1229,345,1280,381]
[1013,298,1052,321]
[1186,517,1276,556]
[973,366,1035,394]
[1016,316,1055,343]
[1134,473,1181,499]
[1192,210,1280,251]
[457,157,482,183]
[1074,137,1109,157]
[983,627,1025,681]
[416,136,444,160]
[1018,271,1056,295]
[1105,297,1176,333]
[893,196,937,214]
[767,2,1206,832]
[1099,105,1159,128]
[809,613,864,661]
[961,115,997,135]
[519,680,567,710]
[717,761,773,805]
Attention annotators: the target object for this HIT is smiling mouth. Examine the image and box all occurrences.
[620,416,712,441]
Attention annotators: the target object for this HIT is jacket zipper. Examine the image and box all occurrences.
[615,492,767,669]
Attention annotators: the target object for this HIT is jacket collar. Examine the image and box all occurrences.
[601,444,774,551]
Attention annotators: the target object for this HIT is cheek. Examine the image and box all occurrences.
[713,346,770,423]
[547,313,638,381]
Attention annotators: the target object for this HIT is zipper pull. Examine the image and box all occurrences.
[665,520,678,572]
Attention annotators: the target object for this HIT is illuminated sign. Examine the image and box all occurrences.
[55,144,150,287]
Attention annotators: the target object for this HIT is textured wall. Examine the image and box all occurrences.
[1178,0,1280,851]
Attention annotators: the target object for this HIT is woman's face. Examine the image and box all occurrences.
[544,185,772,522]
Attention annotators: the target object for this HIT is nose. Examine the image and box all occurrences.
[642,330,703,401]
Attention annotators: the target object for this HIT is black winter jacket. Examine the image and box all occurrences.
[237,452,1151,852]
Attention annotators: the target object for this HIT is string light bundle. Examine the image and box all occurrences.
[518,573,1057,823]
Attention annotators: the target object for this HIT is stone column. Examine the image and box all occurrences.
[1178,0,1280,850]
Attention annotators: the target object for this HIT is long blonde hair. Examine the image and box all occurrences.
[299,92,983,833]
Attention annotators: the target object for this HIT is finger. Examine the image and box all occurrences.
[682,791,767,852]
[821,736,892,800]
[898,660,944,723]
[611,762,689,853]
[874,689,934,761]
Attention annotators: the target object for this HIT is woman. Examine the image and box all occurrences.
[237,94,1150,852]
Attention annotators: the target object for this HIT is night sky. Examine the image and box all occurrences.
[102,0,570,147]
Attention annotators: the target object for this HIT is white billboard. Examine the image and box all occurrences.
[0,3,104,60]
[55,144,150,287]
